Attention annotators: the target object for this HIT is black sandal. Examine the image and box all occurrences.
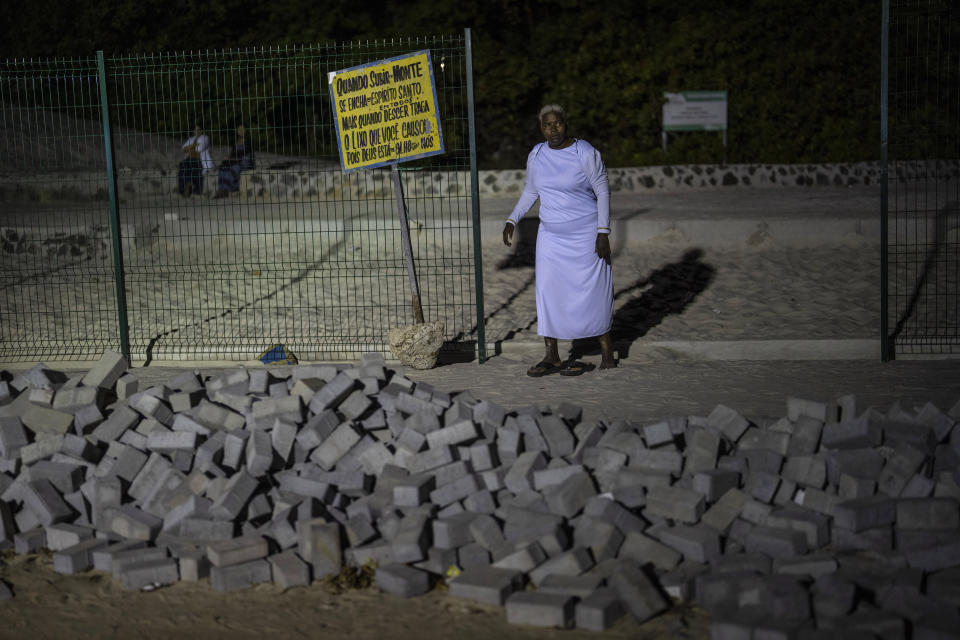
[527,360,562,377]
[560,361,589,376]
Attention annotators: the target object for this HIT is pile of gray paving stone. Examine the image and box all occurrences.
[1,351,959,638]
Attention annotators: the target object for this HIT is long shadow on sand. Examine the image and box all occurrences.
[570,248,716,361]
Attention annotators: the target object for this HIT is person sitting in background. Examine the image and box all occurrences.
[214,123,254,198]
[177,124,213,197]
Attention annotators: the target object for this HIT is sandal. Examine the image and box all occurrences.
[526,360,562,377]
[560,361,589,376]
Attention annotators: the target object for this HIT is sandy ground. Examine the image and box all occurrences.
[0,548,708,640]
[1,203,882,361]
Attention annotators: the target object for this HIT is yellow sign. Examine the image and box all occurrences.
[329,50,445,172]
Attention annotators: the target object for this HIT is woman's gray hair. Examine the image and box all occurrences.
[539,104,566,124]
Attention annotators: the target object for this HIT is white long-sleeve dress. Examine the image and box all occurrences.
[506,139,613,340]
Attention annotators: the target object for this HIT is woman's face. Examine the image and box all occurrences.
[540,112,567,148]
[236,125,245,136]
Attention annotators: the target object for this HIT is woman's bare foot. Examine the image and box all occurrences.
[598,332,617,369]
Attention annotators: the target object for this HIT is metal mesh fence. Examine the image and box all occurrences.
[883,0,960,358]
[0,34,483,363]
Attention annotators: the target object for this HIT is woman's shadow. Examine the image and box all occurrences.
[570,248,716,360]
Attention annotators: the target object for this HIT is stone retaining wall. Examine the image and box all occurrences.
[1,161,957,203]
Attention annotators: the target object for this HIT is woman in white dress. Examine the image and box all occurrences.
[503,105,615,376]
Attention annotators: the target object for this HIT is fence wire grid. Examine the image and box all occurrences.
[883,0,960,358]
[0,33,484,363]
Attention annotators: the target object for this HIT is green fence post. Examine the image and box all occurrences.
[879,1,890,362]
[96,50,131,362]
[465,28,487,363]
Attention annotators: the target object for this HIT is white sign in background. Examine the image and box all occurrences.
[663,91,728,131]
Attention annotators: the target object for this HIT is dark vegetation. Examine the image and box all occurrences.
[0,0,884,168]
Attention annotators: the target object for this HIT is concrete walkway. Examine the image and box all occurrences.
[478,186,879,248]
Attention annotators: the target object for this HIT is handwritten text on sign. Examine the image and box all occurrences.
[329,50,444,171]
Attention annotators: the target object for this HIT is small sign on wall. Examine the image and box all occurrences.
[662,91,728,158]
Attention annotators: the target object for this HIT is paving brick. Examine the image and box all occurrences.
[738,427,791,457]
[206,534,268,567]
[533,465,585,491]
[831,525,894,552]
[52,386,103,413]
[267,550,310,590]
[29,460,85,494]
[537,573,603,599]
[744,525,808,558]
[106,504,162,541]
[781,455,827,489]
[505,591,575,628]
[209,471,258,520]
[895,497,959,530]
[448,565,524,606]
[618,531,681,571]
[701,488,750,533]
[654,524,722,563]
[297,518,342,578]
[774,552,838,578]
[795,487,839,516]
[787,415,824,456]
[765,507,831,548]
[503,451,548,494]
[413,546,459,576]
[492,541,547,574]
[210,558,272,592]
[458,542,492,569]
[527,546,593,586]
[904,537,960,571]
[610,559,669,623]
[542,470,596,518]
[574,587,627,631]
[90,405,140,445]
[375,563,431,597]
[12,526,45,554]
[629,448,683,475]
[0,416,29,459]
[45,522,94,551]
[692,469,740,503]
[21,405,74,436]
[787,396,831,423]
[390,512,431,563]
[884,419,937,454]
[900,473,936,498]
[536,415,575,458]
[573,516,623,562]
[834,496,897,531]
[823,413,882,450]
[838,473,877,500]
[582,496,646,536]
[308,373,357,414]
[53,537,108,574]
[20,433,64,465]
[22,478,74,525]
[429,473,480,508]
[118,557,180,590]
[706,404,751,443]
[432,511,477,549]
[81,351,128,390]
[646,485,705,523]
[641,420,674,448]
[111,547,169,576]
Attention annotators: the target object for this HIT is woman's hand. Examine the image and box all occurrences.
[596,233,611,264]
[503,222,515,247]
